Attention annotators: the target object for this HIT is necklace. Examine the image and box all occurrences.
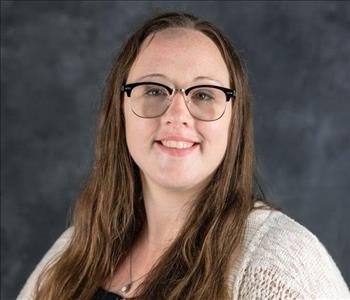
[119,250,149,295]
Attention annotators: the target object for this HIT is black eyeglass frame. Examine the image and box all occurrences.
[121,81,236,121]
[121,81,236,101]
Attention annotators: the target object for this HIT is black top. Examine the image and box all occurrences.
[91,287,126,300]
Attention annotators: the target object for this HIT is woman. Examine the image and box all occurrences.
[17,12,349,300]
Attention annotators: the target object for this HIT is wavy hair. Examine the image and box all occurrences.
[35,11,275,300]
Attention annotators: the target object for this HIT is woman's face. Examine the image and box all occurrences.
[124,28,232,194]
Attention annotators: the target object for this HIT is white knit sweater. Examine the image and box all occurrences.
[17,202,350,299]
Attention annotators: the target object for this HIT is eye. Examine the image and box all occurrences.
[193,92,214,101]
[145,88,166,96]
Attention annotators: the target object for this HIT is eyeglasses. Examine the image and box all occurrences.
[121,82,236,121]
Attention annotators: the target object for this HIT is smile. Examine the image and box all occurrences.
[160,140,194,149]
[155,140,200,157]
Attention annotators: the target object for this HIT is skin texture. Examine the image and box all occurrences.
[110,28,232,295]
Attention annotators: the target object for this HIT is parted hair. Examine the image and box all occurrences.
[35,11,275,300]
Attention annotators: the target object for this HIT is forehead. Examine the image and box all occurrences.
[127,28,230,86]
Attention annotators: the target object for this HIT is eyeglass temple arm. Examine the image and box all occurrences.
[229,89,236,100]
[121,85,132,97]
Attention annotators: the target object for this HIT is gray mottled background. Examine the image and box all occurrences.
[1,1,349,299]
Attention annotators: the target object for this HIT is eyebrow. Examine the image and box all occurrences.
[135,73,224,86]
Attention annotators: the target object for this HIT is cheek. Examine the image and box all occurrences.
[204,125,229,154]
[199,110,231,153]
[124,108,159,154]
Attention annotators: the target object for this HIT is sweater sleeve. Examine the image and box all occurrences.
[235,211,350,299]
[16,227,74,300]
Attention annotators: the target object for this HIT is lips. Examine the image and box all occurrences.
[154,136,200,157]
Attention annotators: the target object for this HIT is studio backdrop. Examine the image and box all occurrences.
[2,2,349,299]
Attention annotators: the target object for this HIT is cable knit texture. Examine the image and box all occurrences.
[17,202,350,299]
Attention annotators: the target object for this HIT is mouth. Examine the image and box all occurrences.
[154,140,200,156]
[157,140,197,149]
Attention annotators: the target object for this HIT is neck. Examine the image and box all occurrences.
[140,176,198,252]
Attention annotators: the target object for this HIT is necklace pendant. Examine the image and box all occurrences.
[120,283,131,294]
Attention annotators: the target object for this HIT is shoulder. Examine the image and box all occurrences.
[230,202,350,299]
[35,226,74,265]
[17,227,74,300]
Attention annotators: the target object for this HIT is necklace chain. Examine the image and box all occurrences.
[119,250,149,295]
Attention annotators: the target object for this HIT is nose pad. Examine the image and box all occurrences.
[162,90,191,123]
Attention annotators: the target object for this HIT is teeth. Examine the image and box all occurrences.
[161,140,195,149]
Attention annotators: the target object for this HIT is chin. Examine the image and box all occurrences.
[157,176,208,193]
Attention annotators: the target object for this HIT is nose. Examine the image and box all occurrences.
[161,89,192,125]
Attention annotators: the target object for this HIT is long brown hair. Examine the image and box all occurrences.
[35,11,275,300]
